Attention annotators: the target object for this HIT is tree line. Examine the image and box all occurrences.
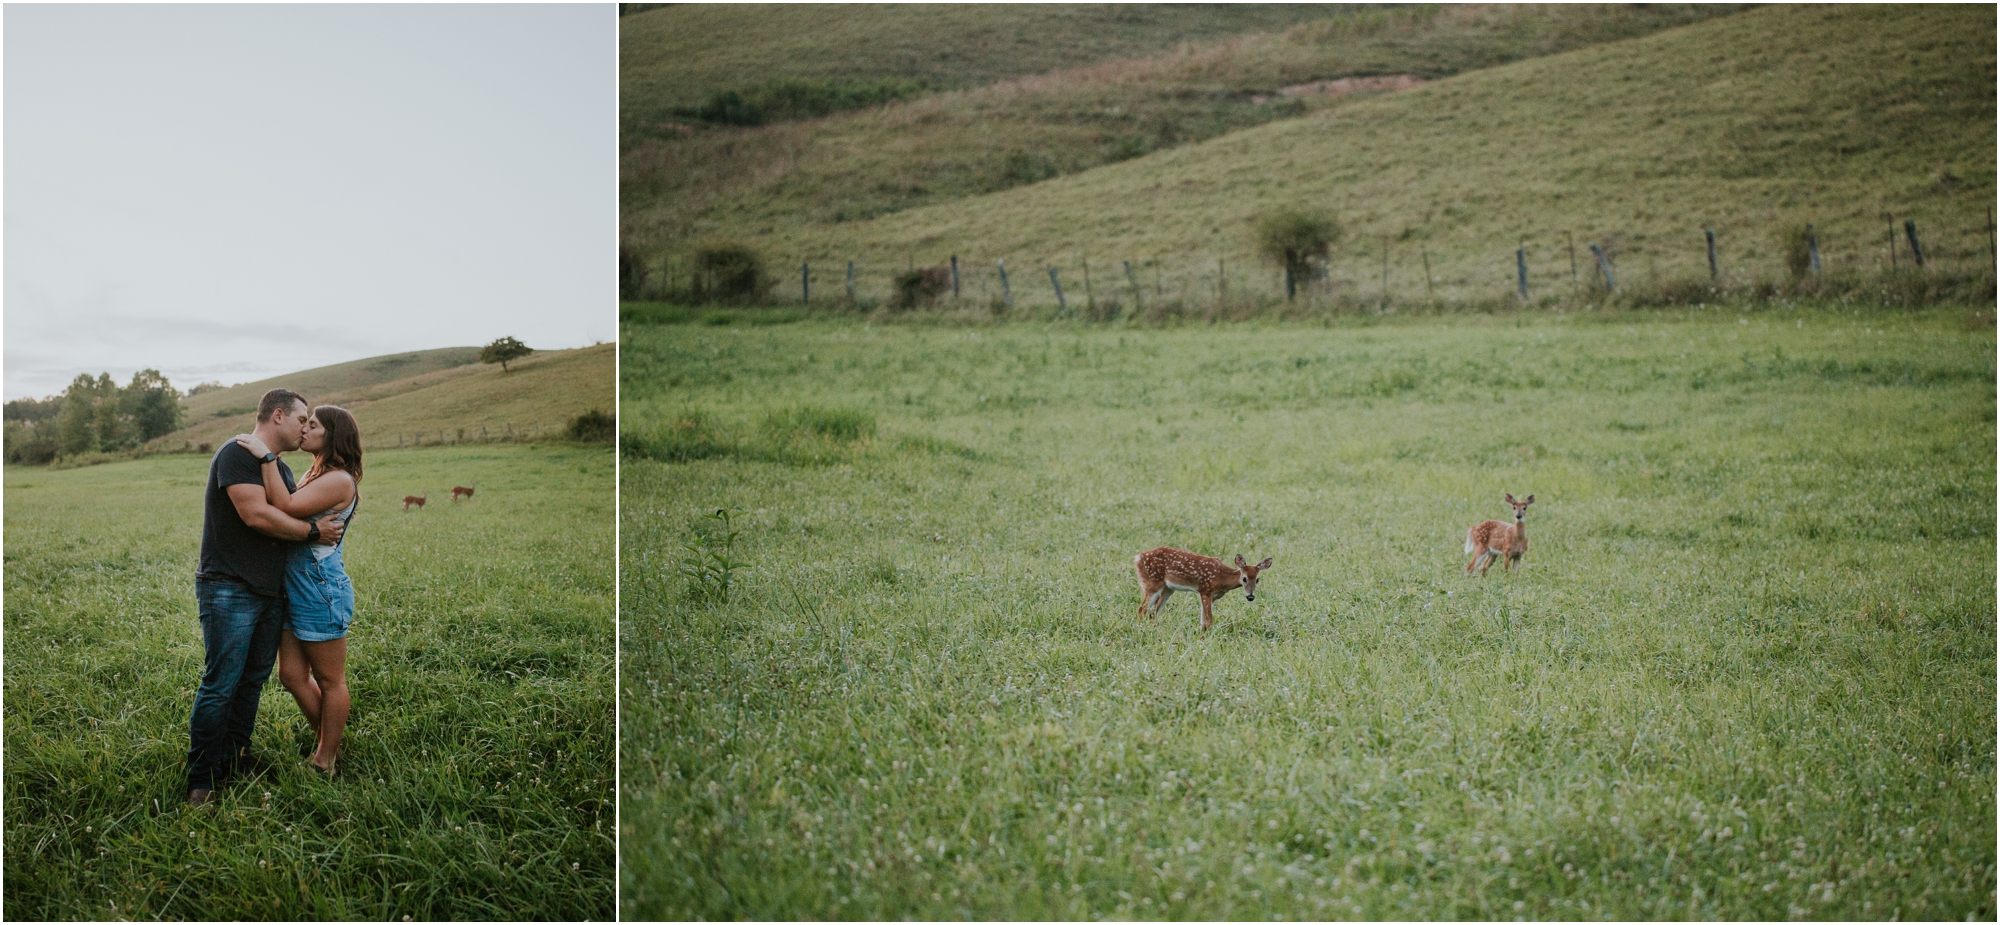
[4,370,184,465]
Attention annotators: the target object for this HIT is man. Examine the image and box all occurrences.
[188,388,343,806]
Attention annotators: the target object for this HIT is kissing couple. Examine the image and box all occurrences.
[187,388,364,806]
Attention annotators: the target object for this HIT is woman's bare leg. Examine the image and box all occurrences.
[276,630,322,731]
[300,637,349,771]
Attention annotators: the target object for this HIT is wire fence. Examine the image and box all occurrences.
[635,213,1997,315]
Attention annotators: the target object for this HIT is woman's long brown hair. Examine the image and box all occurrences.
[304,405,363,487]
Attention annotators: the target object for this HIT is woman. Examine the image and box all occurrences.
[234,405,361,776]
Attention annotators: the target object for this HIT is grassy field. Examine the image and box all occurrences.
[619,302,1994,919]
[628,4,1992,308]
[153,343,615,454]
[4,443,614,920]
[621,5,1738,258]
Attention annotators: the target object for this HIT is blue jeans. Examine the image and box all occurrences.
[187,578,285,792]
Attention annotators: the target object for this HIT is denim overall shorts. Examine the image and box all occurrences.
[286,538,355,642]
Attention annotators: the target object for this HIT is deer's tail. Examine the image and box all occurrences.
[1464,529,1476,554]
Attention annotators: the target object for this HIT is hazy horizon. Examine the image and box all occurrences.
[4,4,613,401]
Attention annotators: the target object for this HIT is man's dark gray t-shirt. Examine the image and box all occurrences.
[196,441,296,598]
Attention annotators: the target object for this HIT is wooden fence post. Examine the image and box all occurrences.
[1705,228,1718,281]
[1904,220,1925,268]
[801,262,810,304]
[1081,258,1094,313]
[1567,232,1578,289]
[1589,243,1615,291]
[1422,249,1434,298]
[1123,260,1143,313]
[1218,257,1226,300]
[998,259,1011,307]
[1283,264,1295,302]
[846,261,855,302]
[1888,218,1898,268]
[1807,224,1821,274]
[1381,236,1390,310]
[950,255,960,299]
[1516,247,1529,301]
[1048,266,1066,311]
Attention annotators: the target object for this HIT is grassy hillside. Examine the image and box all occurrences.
[620,5,1743,261]
[621,4,1358,138]
[180,348,480,421]
[155,343,614,453]
[620,306,1993,918]
[631,4,1993,307]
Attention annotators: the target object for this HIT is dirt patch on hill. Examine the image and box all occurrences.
[1253,74,1427,104]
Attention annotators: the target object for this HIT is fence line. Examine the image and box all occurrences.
[636,214,1997,312]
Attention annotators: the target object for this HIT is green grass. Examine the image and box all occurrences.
[619,303,1994,919]
[626,4,1993,309]
[5,444,614,920]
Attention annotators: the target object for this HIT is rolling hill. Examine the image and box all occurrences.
[619,5,1744,262]
[620,4,1359,139]
[179,347,481,420]
[153,343,614,453]
[627,4,1993,307]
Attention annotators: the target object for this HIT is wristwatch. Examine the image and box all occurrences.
[305,521,321,544]
[260,452,277,464]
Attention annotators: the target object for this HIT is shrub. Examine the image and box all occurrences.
[691,241,769,303]
[1254,209,1339,299]
[565,409,615,443]
[619,244,648,299]
[893,266,951,310]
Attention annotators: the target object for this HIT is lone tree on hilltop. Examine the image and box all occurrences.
[480,336,534,373]
[1255,208,1339,301]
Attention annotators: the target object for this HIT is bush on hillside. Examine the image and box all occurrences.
[620,243,649,299]
[1255,209,1338,299]
[566,409,616,443]
[892,266,951,310]
[691,241,770,303]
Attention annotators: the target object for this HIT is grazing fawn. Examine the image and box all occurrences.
[402,493,427,511]
[451,483,476,502]
[1465,493,1534,576]
[1134,547,1272,632]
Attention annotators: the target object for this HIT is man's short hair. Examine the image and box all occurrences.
[256,388,307,423]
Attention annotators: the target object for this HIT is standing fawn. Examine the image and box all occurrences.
[402,493,428,512]
[451,483,476,502]
[1465,493,1534,576]
[1134,547,1272,632]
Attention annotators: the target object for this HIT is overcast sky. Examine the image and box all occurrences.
[4,4,611,400]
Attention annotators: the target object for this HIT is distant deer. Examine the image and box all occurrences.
[402,493,428,512]
[1134,547,1272,632]
[451,483,476,502]
[1465,493,1534,576]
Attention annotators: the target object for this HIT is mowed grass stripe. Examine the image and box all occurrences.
[4,444,614,920]
[620,303,1992,919]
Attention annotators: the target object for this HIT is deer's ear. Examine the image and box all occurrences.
[1257,558,1273,570]
[1234,554,1247,567]
[1505,492,1516,503]
[1524,495,1534,504]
